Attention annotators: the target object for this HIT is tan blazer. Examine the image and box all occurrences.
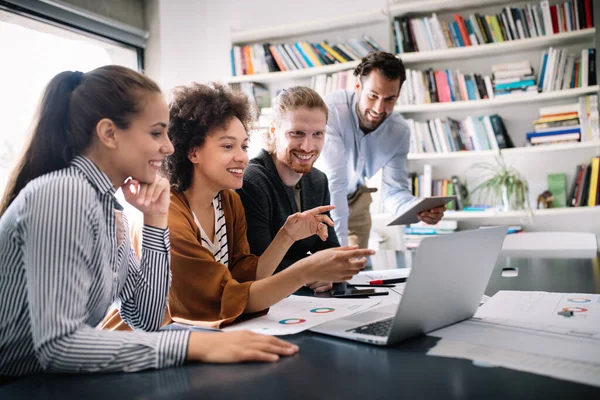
[102,189,261,331]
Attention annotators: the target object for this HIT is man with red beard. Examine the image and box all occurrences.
[237,87,339,293]
[317,51,445,249]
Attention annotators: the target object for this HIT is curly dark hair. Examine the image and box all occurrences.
[353,50,406,83]
[162,82,255,192]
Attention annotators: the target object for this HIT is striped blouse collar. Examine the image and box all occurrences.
[70,155,115,196]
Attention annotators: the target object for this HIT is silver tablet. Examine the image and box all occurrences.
[387,196,456,226]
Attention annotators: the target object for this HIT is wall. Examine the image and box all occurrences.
[143,0,161,80]
[59,0,145,30]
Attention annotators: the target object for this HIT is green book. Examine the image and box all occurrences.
[548,173,567,208]
[447,182,455,210]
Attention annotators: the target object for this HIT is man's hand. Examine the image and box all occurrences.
[417,205,446,225]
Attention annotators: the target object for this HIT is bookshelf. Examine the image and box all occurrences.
[378,204,600,222]
[225,60,360,84]
[226,0,599,245]
[398,28,595,64]
[224,28,596,84]
[443,205,600,219]
[407,140,600,160]
[397,85,599,113]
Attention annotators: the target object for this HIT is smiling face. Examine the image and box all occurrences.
[355,70,401,132]
[112,92,173,184]
[188,116,249,192]
[271,107,327,175]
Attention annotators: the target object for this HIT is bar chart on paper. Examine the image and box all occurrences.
[221,295,380,335]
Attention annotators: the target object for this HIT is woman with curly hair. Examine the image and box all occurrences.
[104,83,373,330]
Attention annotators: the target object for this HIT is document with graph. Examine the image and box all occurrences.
[427,291,600,387]
[474,290,600,337]
[221,295,381,335]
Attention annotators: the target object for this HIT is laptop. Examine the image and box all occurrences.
[311,227,508,345]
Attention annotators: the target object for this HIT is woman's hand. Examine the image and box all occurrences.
[297,246,375,283]
[187,331,299,363]
[281,205,335,242]
[121,176,171,228]
[122,177,170,216]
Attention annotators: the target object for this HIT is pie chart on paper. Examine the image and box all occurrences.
[278,318,306,325]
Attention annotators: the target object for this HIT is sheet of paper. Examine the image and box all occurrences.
[427,290,600,387]
[347,268,411,284]
[428,337,600,388]
[475,291,600,337]
[221,295,381,335]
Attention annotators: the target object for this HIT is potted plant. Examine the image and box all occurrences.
[467,153,530,212]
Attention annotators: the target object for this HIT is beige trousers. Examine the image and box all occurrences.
[347,186,376,249]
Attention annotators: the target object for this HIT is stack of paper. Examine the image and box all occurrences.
[428,291,600,387]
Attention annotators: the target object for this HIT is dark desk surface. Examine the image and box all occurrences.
[3,254,600,399]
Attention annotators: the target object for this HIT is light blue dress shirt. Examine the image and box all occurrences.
[316,90,415,246]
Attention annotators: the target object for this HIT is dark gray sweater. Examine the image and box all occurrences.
[237,149,340,273]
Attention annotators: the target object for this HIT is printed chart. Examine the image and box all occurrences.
[474,291,600,339]
[222,295,380,335]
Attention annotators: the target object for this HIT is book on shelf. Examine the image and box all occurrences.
[399,67,495,105]
[492,61,538,96]
[230,35,382,76]
[481,225,524,234]
[407,114,512,155]
[408,166,463,210]
[229,82,271,109]
[311,70,354,98]
[403,220,458,250]
[538,47,596,93]
[526,94,600,145]
[568,156,600,207]
[398,46,595,107]
[392,0,594,54]
[547,173,567,207]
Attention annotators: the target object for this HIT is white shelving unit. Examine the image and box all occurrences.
[224,60,360,84]
[399,29,596,64]
[407,141,600,160]
[397,86,599,113]
[226,0,599,244]
[444,206,600,220]
[377,205,600,222]
[224,29,596,84]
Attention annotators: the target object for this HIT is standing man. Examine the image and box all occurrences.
[317,51,445,248]
[238,86,339,292]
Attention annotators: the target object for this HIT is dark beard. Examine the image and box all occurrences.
[356,104,386,133]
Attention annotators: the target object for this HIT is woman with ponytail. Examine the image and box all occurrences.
[0,66,298,380]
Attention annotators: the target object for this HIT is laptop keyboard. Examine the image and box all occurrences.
[347,318,393,337]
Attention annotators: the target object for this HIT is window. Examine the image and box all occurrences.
[0,9,140,191]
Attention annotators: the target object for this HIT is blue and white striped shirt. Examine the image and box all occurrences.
[0,156,189,376]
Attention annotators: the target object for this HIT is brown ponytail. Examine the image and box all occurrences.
[0,65,161,216]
